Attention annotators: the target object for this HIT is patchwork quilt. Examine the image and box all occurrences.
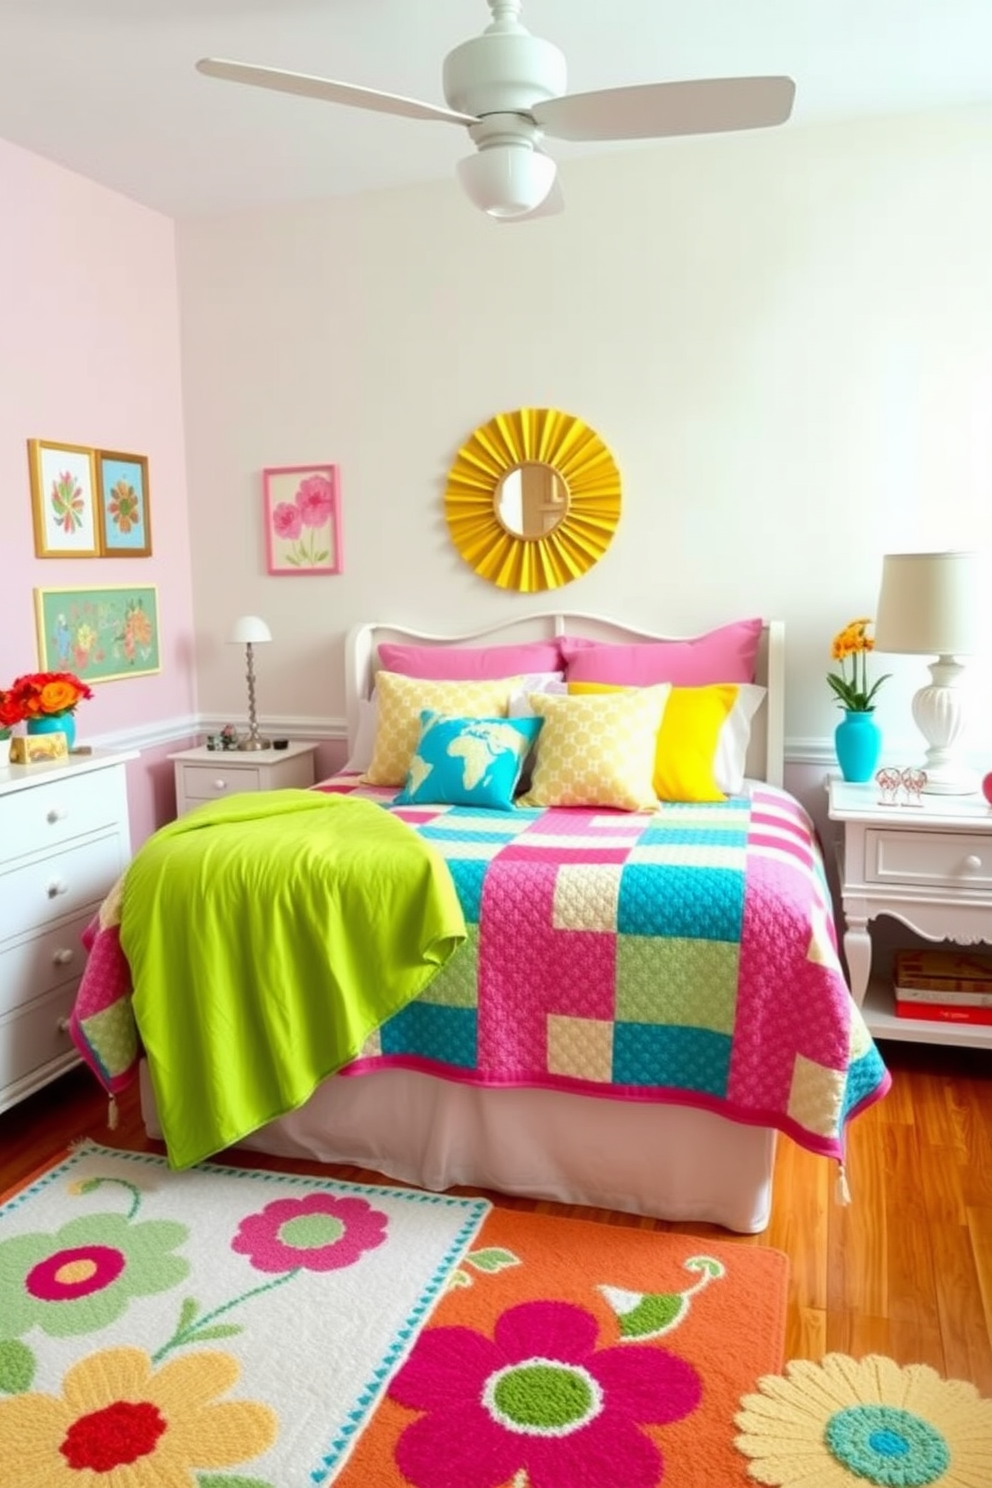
[71,778,889,1168]
[317,777,890,1160]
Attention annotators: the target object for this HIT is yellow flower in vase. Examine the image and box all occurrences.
[827,619,890,713]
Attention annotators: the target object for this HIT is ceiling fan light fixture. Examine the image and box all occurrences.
[457,141,556,219]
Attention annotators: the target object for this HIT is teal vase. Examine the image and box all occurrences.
[28,712,76,750]
[834,709,880,783]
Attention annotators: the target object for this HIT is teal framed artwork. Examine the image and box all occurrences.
[96,449,152,556]
[34,585,161,682]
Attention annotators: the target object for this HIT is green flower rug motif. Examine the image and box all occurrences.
[0,1143,489,1486]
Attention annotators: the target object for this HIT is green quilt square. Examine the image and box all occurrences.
[615,935,739,1034]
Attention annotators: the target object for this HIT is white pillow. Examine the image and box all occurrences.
[344,697,378,773]
[508,672,566,718]
[714,684,766,794]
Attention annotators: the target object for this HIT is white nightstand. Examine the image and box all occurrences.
[826,775,992,1049]
[169,742,318,817]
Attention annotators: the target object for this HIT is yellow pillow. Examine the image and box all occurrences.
[363,672,518,786]
[568,681,740,802]
[519,685,670,811]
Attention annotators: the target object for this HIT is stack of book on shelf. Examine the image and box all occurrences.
[894,949,992,1025]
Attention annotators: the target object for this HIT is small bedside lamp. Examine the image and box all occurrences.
[874,551,985,795]
[228,615,272,751]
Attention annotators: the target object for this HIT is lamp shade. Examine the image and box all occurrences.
[873,551,984,657]
[228,615,272,645]
[457,143,556,219]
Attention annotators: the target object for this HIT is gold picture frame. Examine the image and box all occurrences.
[28,440,100,558]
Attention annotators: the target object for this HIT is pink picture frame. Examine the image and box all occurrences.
[263,464,343,575]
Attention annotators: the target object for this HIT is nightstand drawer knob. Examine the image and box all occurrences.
[213,779,228,791]
[46,879,69,899]
[53,947,75,966]
[46,806,68,824]
[963,854,982,871]
[57,1017,71,1035]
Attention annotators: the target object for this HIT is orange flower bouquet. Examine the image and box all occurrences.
[6,670,94,722]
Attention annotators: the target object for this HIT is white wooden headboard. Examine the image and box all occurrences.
[344,613,785,787]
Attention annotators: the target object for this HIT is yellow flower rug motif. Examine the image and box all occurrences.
[736,1353,992,1488]
[0,1143,489,1487]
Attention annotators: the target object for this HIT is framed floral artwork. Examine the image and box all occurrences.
[97,450,152,556]
[28,439,100,557]
[263,464,343,575]
[34,584,161,682]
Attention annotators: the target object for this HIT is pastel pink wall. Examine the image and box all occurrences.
[0,138,197,843]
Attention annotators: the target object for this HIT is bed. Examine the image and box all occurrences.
[74,612,890,1233]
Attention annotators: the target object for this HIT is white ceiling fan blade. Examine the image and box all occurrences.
[533,76,796,142]
[196,58,478,127]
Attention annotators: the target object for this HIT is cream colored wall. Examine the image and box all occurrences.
[176,106,992,772]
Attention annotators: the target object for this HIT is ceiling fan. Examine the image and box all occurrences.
[197,0,795,221]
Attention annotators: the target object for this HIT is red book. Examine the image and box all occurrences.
[894,1000,992,1026]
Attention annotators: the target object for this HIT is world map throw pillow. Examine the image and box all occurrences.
[395,712,543,811]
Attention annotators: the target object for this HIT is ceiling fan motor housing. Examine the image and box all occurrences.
[442,31,567,119]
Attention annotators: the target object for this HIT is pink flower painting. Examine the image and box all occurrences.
[264,464,342,574]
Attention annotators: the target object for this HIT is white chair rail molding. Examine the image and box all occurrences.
[873,550,989,796]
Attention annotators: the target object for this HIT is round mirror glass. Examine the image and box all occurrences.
[495,462,570,538]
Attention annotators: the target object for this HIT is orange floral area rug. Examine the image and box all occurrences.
[0,1143,790,1487]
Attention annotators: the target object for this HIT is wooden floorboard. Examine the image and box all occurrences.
[3,1040,990,1384]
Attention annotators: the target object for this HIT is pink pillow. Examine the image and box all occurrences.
[377,639,562,680]
[560,618,763,686]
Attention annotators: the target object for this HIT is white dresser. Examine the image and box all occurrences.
[0,750,136,1113]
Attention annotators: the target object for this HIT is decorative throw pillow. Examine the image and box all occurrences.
[377,639,562,679]
[362,672,518,786]
[559,618,763,686]
[395,712,543,810]
[568,681,765,800]
[519,686,670,812]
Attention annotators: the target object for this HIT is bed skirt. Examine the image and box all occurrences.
[139,1062,777,1233]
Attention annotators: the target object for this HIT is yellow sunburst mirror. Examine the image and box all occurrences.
[445,408,621,592]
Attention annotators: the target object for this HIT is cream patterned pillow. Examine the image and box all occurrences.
[362,672,519,786]
[520,685,671,811]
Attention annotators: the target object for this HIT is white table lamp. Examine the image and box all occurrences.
[228,615,272,751]
[873,551,985,795]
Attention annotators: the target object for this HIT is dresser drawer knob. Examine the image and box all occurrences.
[46,806,68,824]
[57,1017,71,1035]
[213,779,228,791]
[963,854,982,871]
[46,879,69,899]
[53,947,75,966]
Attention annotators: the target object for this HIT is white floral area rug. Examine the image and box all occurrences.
[0,1142,490,1487]
[736,1352,992,1488]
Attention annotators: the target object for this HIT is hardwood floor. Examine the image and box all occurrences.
[4,1041,990,1388]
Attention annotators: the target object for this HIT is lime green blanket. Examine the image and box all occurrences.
[120,789,466,1168]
